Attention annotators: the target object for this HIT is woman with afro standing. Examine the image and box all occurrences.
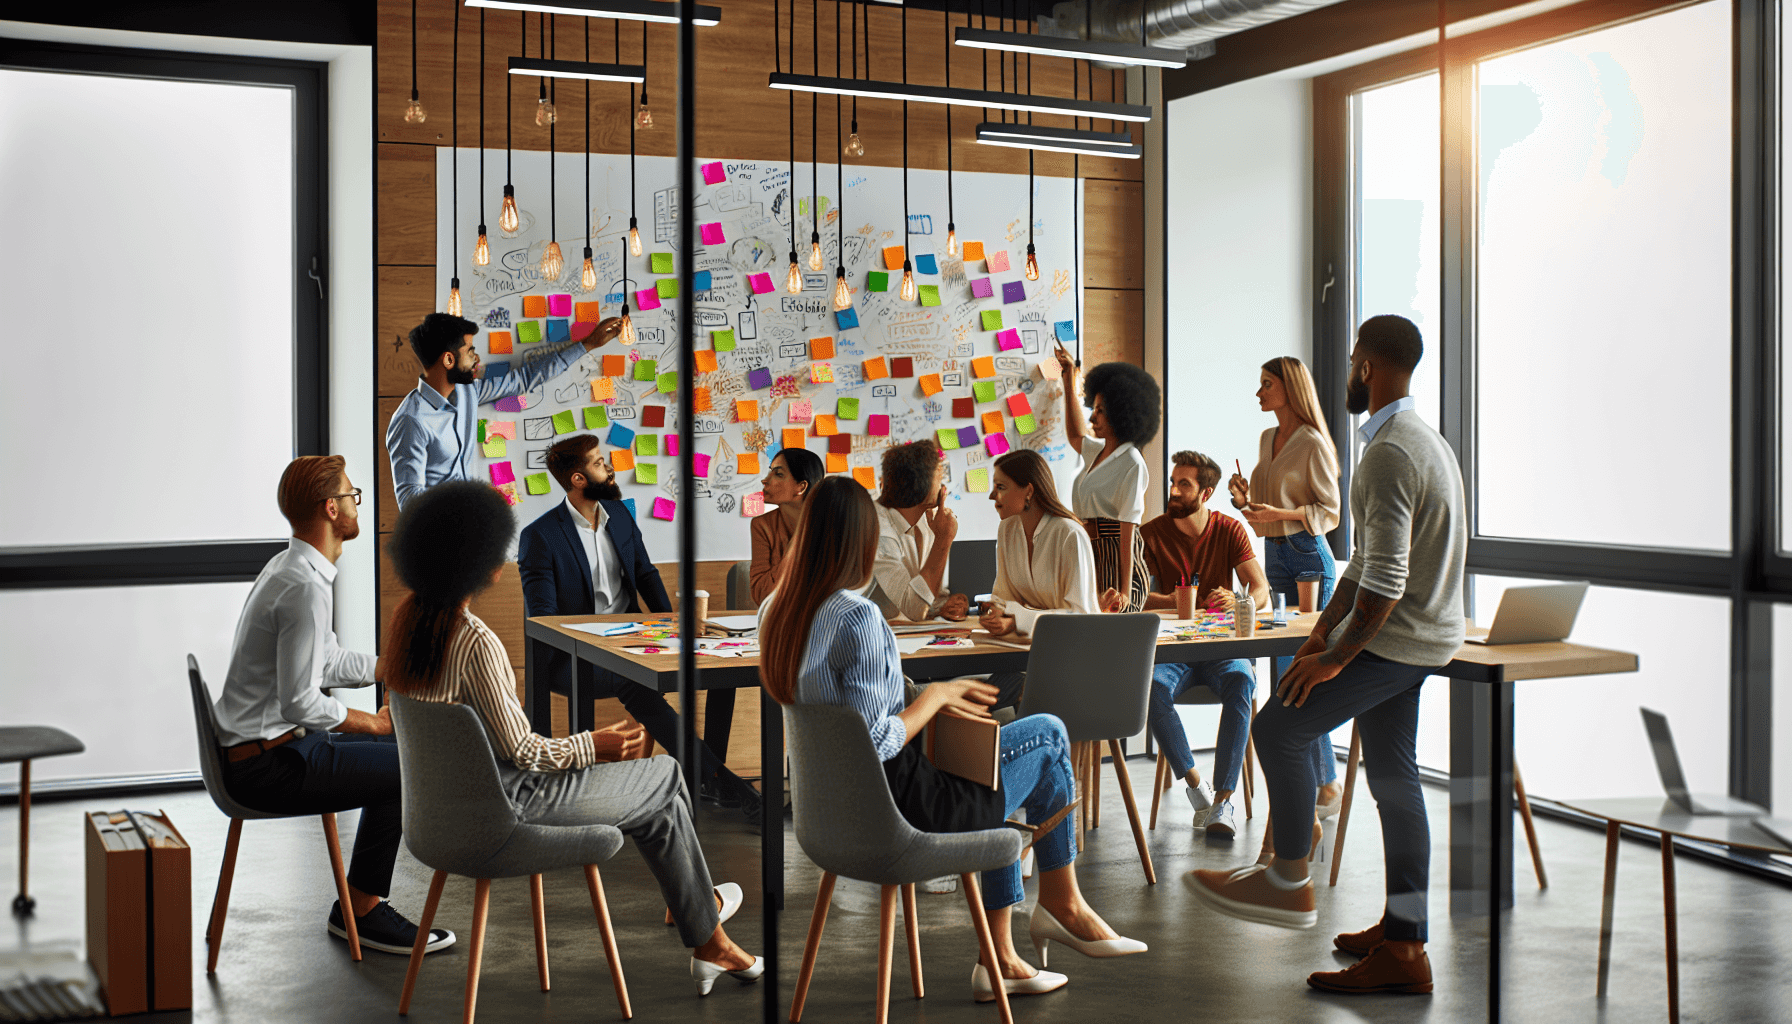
[1054,346,1160,613]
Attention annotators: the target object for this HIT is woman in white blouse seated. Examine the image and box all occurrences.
[979,449,1099,639]
[382,482,763,998]
[760,477,1145,1004]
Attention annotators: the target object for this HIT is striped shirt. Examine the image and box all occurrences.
[788,589,910,762]
[402,611,598,772]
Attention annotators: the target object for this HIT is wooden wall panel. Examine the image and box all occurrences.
[1082,287,1144,369]
[377,396,403,532]
[378,142,436,265]
[1082,180,1145,289]
[378,267,430,396]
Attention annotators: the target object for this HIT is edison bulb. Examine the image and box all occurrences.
[785,255,803,294]
[1024,244,1040,282]
[499,186,520,233]
[628,218,643,258]
[636,101,654,129]
[831,269,852,311]
[899,261,917,302]
[946,225,959,258]
[579,249,598,292]
[536,98,557,126]
[405,95,426,124]
[844,131,865,158]
[807,233,823,272]
[540,241,564,279]
[474,227,490,266]
[619,311,637,346]
[446,280,462,317]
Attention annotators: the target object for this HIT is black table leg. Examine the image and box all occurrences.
[760,688,782,1023]
[525,633,550,736]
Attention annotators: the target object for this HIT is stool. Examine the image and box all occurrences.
[0,726,86,916]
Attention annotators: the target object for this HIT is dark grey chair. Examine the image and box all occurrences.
[389,694,630,1023]
[1148,683,1260,828]
[187,654,361,969]
[1017,613,1163,885]
[0,725,82,916]
[784,703,1026,1024]
[726,559,752,610]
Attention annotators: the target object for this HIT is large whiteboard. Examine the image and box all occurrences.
[435,149,1083,560]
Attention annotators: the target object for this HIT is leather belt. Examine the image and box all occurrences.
[1266,535,1288,544]
[224,729,300,764]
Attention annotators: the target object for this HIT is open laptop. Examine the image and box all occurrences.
[1464,581,1589,645]
[1641,707,1767,817]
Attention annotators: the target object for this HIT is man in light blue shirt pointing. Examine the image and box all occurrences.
[386,312,624,508]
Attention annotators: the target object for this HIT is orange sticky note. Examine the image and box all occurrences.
[883,245,906,270]
[982,411,1005,435]
[962,241,986,262]
[919,373,943,397]
[972,356,996,378]
[810,337,835,360]
[735,399,760,422]
[738,453,760,474]
[590,377,616,401]
[827,452,849,473]
[862,356,889,380]
[783,427,807,450]
[574,301,603,322]
[609,448,636,471]
[694,349,718,373]
[814,414,838,436]
[852,466,876,490]
[522,295,549,318]
[693,386,713,412]
[488,331,513,354]
[603,354,627,377]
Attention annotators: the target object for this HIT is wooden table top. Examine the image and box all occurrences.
[1556,797,1792,856]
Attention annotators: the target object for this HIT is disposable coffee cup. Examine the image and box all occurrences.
[1173,585,1196,619]
[679,589,710,627]
[1296,572,1323,613]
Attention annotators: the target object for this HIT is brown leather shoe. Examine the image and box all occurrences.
[1185,865,1316,929]
[1307,943,1433,995]
[1333,921,1384,958]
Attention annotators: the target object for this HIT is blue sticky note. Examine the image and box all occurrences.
[608,423,636,448]
[748,366,773,391]
[545,318,571,342]
[604,292,626,306]
[693,270,713,292]
[1055,320,1077,342]
[835,307,860,330]
[621,497,637,519]
[483,361,510,378]
[915,253,938,275]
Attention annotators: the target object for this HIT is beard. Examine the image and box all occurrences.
[446,364,479,385]
[336,515,361,542]
[1166,496,1198,519]
[1345,375,1370,415]
[583,477,623,503]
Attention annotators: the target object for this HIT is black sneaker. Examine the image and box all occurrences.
[699,779,745,809]
[328,900,456,956]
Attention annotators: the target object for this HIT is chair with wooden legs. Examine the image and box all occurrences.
[0,725,84,917]
[1018,613,1164,885]
[390,695,631,1023]
[1147,686,1260,829]
[784,703,1026,1024]
[1327,721,1547,888]
[186,655,363,971]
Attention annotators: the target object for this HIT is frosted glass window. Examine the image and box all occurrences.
[0,69,294,548]
[1475,1,1731,550]
[0,583,253,783]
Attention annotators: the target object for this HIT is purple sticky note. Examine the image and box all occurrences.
[693,453,711,478]
[652,496,676,521]
[868,414,890,436]
[970,277,995,299]
[634,287,662,311]
[700,161,725,184]
[699,222,726,245]
[996,328,1022,351]
[1003,280,1026,304]
[547,293,572,317]
[748,366,773,391]
[495,394,528,412]
[956,425,980,449]
[664,434,680,457]
[985,433,1011,457]
[489,462,515,485]
[749,273,774,294]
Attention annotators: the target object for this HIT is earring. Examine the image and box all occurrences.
[1024,499,1032,512]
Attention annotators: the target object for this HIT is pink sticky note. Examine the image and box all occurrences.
[489,462,516,485]
[664,434,680,457]
[788,399,813,423]
[634,287,662,311]
[970,278,995,299]
[868,414,890,436]
[547,293,572,317]
[742,492,766,517]
[749,273,774,294]
[985,433,1011,457]
[987,249,1011,272]
[652,497,677,521]
[487,420,517,440]
[1007,393,1032,416]
[495,395,528,412]
[699,222,726,245]
[693,453,711,478]
[996,328,1022,350]
[701,161,726,184]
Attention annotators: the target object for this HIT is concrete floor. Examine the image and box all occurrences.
[3,755,1789,1024]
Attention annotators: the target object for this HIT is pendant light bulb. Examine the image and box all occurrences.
[636,89,654,129]
[899,260,917,302]
[844,130,865,158]
[499,185,520,234]
[446,278,463,317]
[619,309,637,346]
[785,252,803,294]
[535,97,557,126]
[540,241,564,280]
[474,225,491,266]
[807,232,824,273]
[628,217,643,258]
[405,91,427,124]
[579,247,598,292]
[831,268,852,311]
[1024,244,1040,282]
[946,224,959,258]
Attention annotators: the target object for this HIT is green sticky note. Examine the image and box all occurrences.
[481,436,507,458]
[837,397,860,420]
[583,406,609,429]
[517,320,543,343]
[635,461,658,484]
[866,271,890,292]
[636,434,659,456]
[525,472,552,495]
[634,359,658,381]
[712,329,736,352]
[980,310,1004,332]
[656,278,679,299]
[966,467,990,493]
[551,409,577,435]
[477,418,488,441]
[918,284,941,307]
[657,371,678,394]
[973,380,997,404]
[1015,413,1038,435]
[936,427,960,451]
[651,252,674,274]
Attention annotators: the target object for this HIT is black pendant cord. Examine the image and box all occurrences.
[1073,64,1080,362]
[809,0,818,263]
[639,21,649,121]
[944,5,952,239]
[849,0,857,137]
[835,0,843,266]
[548,16,557,261]
[409,0,419,106]
[478,10,485,237]
[507,14,516,190]
[584,19,591,253]
[539,14,548,109]
[981,0,988,123]
[451,2,459,288]
[629,28,637,226]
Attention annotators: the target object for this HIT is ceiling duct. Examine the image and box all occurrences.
[1043,0,1346,64]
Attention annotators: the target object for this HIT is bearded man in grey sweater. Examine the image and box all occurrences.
[1187,314,1466,997]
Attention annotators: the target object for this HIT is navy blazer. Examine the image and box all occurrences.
[518,499,671,696]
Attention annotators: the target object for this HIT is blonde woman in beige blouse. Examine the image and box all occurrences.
[383,481,765,998]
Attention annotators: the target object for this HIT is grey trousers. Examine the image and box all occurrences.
[499,754,721,947]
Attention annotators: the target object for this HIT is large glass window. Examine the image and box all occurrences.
[1475,1,1732,550]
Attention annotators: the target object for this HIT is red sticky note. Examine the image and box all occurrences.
[868,414,890,436]
[952,397,974,418]
[641,406,667,428]
[1007,393,1032,416]
[828,433,852,454]
[891,357,914,378]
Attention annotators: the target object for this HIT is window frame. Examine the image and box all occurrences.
[0,37,330,588]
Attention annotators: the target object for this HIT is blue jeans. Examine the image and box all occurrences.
[1263,531,1340,787]
[981,714,1078,910]
[1148,660,1255,791]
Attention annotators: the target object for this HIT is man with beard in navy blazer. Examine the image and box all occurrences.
[519,434,761,827]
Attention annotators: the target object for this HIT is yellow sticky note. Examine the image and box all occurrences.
[738,453,760,474]
[736,399,760,422]
[810,337,835,360]
[590,377,616,401]
[972,356,996,378]
[883,245,906,270]
[782,428,807,450]
[862,356,888,381]
[962,240,986,262]
[919,373,943,397]
[609,448,636,472]
[827,452,849,473]
[814,414,838,436]
[966,467,990,493]
[694,349,719,373]
[481,436,507,458]
[852,466,876,490]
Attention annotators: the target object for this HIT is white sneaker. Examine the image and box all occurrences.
[1185,780,1215,825]
[1204,800,1237,838]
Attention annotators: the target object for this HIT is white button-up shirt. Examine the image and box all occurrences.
[213,539,377,746]
[566,497,631,614]
[866,501,947,621]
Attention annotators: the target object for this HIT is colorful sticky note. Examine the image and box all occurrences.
[987,249,1010,272]
[1002,281,1026,304]
[973,381,998,404]
[738,453,760,474]
[956,426,980,449]
[636,461,659,485]
[866,271,890,292]
[485,361,510,379]
[544,319,570,343]
[985,433,1011,457]
[980,310,1004,332]
[748,367,773,391]
[852,466,877,490]
[826,452,848,473]
[972,356,997,378]
[517,320,543,344]
[966,467,990,493]
[634,288,662,311]
[603,353,627,376]
[641,405,667,428]
[807,337,835,360]
[915,253,938,275]
[952,397,974,418]
[868,414,891,436]
[891,357,914,378]
[1015,413,1038,434]
[814,414,839,436]
[487,421,516,440]
[862,357,888,380]
[918,285,941,307]
[634,359,658,381]
[635,434,659,456]
[736,399,760,422]
[743,492,765,516]
[547,294,572,317]
[610,448,636,472]
[919,374,943,397]
[693,453,711,478]
[657,372,678,394]
[811,363,834,384]
[693,270,712,291]
[936,428,961,451]
[970,277,995,299]
[575,301,603,322]
[550,409,575,435]
[664,434,680,457]
[694,349,718,373]
[997,328,1023,351]
[608,423,636,448]
[693,386,713,413]
[836,397,860,420]
[828,433,852,455]
[699,222,726,245]
[1055,320,1077,341]
[489,462,516,485]
[656,278,679,299]
[835,307,860,330]
[788,399,813,423]
[583,406,610,429]
[711,329,736,352]
[749,273,774,294]
[1039,356,1063,381]
[981,410,1005,435]
[963,241,986,262]
[700,161,725,184]
[522,295,549,318]
[782,427,807,450]
[495,394,527,413]
[1007,393,1032,416]
[650,252,674,274]
[882,245,906,270]
[621,497,637,518]
[524,472,551,495]
[481,436,507,458]
[488,331,513,353]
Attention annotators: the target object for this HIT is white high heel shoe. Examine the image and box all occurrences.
[1026,906,1147,967]
[971,963,1068,1002]
[691,954,765,996]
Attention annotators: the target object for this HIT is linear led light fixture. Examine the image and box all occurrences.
[508,57,647,83]
[975,129,1142,159]
[954,27,1187,69]
[768,72,1153,123]
[465,0,720,27]
[975,121,1135,148]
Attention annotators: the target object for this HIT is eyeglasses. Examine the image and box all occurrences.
[323,488,363,507]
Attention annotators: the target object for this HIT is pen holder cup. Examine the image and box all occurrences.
[1174,586,1196,620]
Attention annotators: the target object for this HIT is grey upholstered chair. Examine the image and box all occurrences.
[187,654,362,970]
[1148,682,1260,828]
[726,559,752,610]
[783,703,1026,1024]
[1016,613,1163,885]
[390,694,631,1023]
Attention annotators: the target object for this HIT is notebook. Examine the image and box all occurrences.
[925,712,1000,791]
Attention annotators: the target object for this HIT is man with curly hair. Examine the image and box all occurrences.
[866,439,971,622]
